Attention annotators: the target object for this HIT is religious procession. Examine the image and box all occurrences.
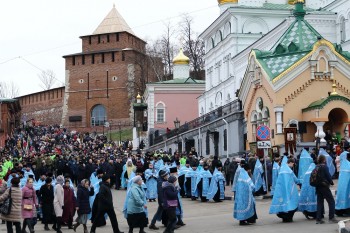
[0,124,349,233]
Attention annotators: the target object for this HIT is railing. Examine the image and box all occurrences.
[150,99,242,146]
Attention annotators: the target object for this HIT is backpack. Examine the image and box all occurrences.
[309,166,320,187]
[0,188,12,215]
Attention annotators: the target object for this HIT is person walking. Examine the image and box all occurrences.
[39,177,55,231]
[0,177,22,233]
[162,175,179,233]
[149,170,169,230]
[21,178,38,233]
[53,175,65,233]
[90,175,124,233]
[74,179,94,233]
[314,155,338,224]
[126,175,148,233]
[62,178,76,229]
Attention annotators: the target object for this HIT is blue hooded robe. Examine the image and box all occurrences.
[231,165,241,193]
[271,162,280,196]
[145,169,158,200]
[298,149,313,184]
[336,157,350,211]
[185,168,199,197]
[206,168,225,200]
[269,162,299,214]
[319,148,335,177]
[178,166,191,194]
[298,163,317,213]
[195,169,212,197]
[252,159,266,192]
[233,168,256,221]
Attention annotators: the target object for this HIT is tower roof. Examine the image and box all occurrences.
[173,49,190,65]
[217,0,238,4]
[93,4,134,35]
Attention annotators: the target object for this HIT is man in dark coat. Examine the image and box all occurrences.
[90,175,124,233]
[114,158,123,190]
[149,170,169,230]
[39,177,55,230]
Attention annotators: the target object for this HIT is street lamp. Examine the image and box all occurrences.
[137,121,142,148]
[174,117,180,152]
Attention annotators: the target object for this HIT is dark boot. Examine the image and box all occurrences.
[44,224,50,231]
[56,217,62,233]
[83,224,88,233]
[139,227,146,233]
[22,219,28,233]
[128,227,133,233]
[73,223,80,232]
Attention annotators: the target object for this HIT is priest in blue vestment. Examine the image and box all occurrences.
[252,158,267,196]
[335,152,350,217]
[145,163,158,202]
[233,164,257,225]
[269,158,299,222]
[298,149,313,184]
[185,162,199,200]
[178,161,191,197]
[195,163,212,202]
[319,148,336,177]
[207,163,226,202]
[271,156,280,196]
[298,163,317,219]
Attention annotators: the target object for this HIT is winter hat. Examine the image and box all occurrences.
[168,175,177,184]
[102,174,110,182]
[159,170,168,177]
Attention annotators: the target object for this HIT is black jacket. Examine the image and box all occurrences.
[157,176,167,205]
[77,185,94,214]
[97,182,114,211]
[316,164,334,188]
[39,184,54,204]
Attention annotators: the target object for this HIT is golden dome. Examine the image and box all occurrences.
[288,0,304,4]
[136,93,142,99]
[173,49,190,65]
[218,0,238,4]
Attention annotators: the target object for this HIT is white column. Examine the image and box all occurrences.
[314,122,326,142]
[132,127,139,150]
[274,106,284,134]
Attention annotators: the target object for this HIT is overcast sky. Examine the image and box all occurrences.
[0,0,219,96]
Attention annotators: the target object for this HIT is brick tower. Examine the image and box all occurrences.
[62,5,153,131]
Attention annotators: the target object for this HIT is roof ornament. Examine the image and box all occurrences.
[293,0,306,19]
[330,79,338,96]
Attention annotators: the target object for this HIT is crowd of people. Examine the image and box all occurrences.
[0,124,350,232]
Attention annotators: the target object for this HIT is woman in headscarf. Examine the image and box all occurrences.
[53,175,65,233]
[21,178,38,233]
[74,179,94,233]
[0,177,22,233]
[125,175,148,233]
[62,178,76,229]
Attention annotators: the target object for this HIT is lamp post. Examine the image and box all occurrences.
[137,121,142,149]
[174,117,180,152]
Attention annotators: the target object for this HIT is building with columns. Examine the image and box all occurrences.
[199,0,350,117]
[239,1,350,153]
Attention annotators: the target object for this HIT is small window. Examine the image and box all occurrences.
[112,76,118,81]
[224,129,227,151]
[72,56,75,66]
[111,52,115,62]
[98,35,101,44]
[89,36,91,44]
[156,103,165,123]
[122,52,125,61]
[116,33,119,42]
[91,104,107,126]
[91,54,95,64]
[206,132,210,155]
[82,55,85,65]
[101,53,105,63]
[79,79,84,84]
[107,34,110,42]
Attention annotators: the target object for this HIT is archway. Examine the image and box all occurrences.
[324,108,348,136]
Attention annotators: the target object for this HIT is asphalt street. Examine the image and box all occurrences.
[0,186,344,233]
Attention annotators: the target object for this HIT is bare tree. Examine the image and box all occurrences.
[0,81,20,98]
[38,69,57,90]
[179,14,205,80]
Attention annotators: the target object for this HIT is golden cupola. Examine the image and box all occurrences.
[173,49,190,65]
[218,0,238,4]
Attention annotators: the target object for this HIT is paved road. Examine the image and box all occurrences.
[0,187,342,233]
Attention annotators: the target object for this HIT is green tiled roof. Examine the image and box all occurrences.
[302,95,350,112]
[154,77,205,84]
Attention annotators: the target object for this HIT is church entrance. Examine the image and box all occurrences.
[324,108,348,137]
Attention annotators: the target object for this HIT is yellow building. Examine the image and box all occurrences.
[239,1,350,153]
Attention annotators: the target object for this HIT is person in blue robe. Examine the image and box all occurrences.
[233,164,257,225]
[271,156,280,196]
[195,163,212,202]
[298,149,313,184]
[145,163,158,202]
[207,164,226,202]
[185,163,199,200]
[252,158,266,196]
[232,159,246,197]
[154,157,164,174]
[298,163,317,219]
[178,161,191,197]
[335,152,350,217]
[319,148,336,177]
[269,158,299,222]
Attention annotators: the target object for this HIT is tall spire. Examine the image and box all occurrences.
[93,5,134,35]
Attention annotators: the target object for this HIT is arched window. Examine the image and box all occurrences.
[91,104,106,126]
[156,102,165,123]
[340,16,346,43]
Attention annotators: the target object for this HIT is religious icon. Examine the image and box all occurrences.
[287,133,294,141]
